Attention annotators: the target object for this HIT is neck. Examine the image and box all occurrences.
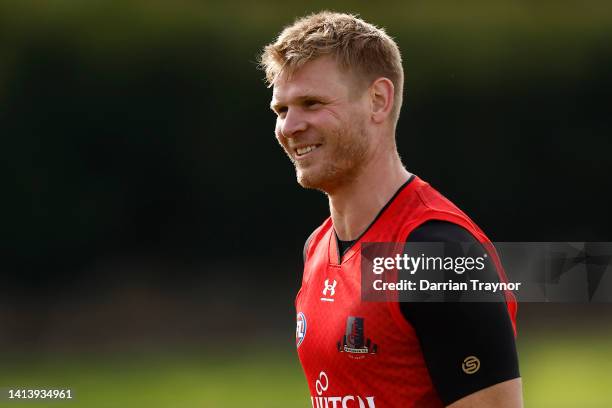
[328,148,411,241]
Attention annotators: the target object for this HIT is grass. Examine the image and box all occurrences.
[0,333,611,407]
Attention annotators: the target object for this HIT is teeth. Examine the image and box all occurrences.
[296,145,319,155]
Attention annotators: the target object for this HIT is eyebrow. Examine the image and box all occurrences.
[270,101,283,112]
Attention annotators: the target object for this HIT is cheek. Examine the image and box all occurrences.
[316,108,351,132]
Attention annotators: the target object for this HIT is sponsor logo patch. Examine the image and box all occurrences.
[311,371,376,407]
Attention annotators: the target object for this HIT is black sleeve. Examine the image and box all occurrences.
[401,220,520,406]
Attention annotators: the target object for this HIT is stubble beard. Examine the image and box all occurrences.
[294,119,370,193]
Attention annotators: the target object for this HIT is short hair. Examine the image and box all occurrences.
[260,11,404,123]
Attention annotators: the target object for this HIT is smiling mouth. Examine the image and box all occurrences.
[295,144,322,157]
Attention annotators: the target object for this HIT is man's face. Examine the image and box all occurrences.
[270,56,371,192]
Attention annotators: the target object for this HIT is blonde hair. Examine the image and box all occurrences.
[260,11,404,122]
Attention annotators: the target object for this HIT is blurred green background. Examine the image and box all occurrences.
[1,0,611,406]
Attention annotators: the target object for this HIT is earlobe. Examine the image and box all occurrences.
[370,78,394,124]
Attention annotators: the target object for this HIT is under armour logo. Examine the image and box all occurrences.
[321,279,337,302]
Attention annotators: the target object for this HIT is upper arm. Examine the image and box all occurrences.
[402,220,521,406]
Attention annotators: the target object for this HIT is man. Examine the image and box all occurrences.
[260,11,522,407]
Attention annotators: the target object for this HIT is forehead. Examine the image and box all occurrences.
[271,56,352,103]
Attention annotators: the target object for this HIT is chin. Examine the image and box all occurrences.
[296,169,337,193]
[296,173,317,189]
[297,169,323,190]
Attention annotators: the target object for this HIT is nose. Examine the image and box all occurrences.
[280,108,307,139]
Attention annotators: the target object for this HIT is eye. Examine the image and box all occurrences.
[304,99,320,108]
[271,106,287,118]
[277,106,288,117]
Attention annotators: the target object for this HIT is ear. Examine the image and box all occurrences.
[369,78,394,124]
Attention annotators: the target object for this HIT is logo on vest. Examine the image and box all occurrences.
[321,279,337,302]
[296,312,307,348]
[311,371,376,408]
[337,317,378,359]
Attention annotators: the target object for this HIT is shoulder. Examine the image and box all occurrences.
[407,220,479,243]
[303,229,318,263]
[303,218,333,263]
